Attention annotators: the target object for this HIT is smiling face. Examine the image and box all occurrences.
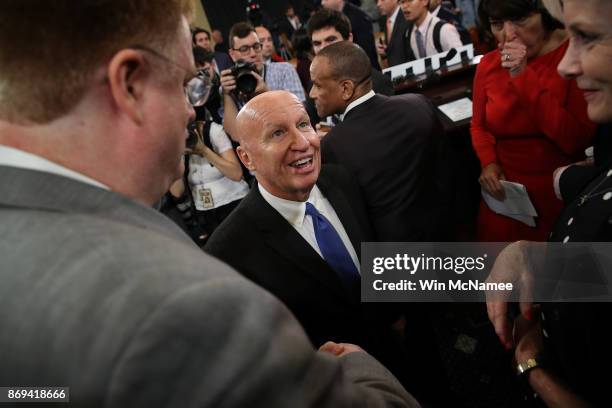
[558,0,612,124]
[236,91,320,202]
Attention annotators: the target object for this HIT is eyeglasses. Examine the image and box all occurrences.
[232,42,263,54]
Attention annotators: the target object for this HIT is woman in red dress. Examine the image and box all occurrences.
[472,0,595,241]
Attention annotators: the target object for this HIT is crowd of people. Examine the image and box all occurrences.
[1,0,610,407]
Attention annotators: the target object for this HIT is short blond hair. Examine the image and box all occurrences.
[0,0,193,124]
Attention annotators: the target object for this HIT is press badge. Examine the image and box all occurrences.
[198,188,214,209]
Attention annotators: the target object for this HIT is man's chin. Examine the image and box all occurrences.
[316,107,330,118]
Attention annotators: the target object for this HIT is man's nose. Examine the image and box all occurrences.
[308,85,317,100]
[291,129,313,150]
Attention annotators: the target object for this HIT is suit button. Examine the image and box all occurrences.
[604,192,612,201]
[567,217,574,226]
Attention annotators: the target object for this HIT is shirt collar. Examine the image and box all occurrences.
[258,182,323,227]
[341,90,375,121]
[432,5,441,16]
[389,5,400,26]
[417,11,433,33]
[0,145,109,190]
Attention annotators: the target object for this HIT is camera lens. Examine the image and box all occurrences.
[236,71,257,95]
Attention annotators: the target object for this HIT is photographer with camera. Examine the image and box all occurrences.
[191,46,223,123]
[164,47,249,246]
[221,21,305,140]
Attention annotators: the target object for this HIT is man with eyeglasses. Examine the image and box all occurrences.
[221,21,305,141]
[0,2,417,407]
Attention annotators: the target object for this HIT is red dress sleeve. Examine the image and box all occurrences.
[509,42,595,156]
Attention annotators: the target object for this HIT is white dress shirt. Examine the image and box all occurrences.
[0,145,108,189]
[258,183,360,272]
[409,11,462,58]
[340,90,376,121]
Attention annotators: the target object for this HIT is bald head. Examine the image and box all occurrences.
[234,91,321,202]
[235,91,304,146]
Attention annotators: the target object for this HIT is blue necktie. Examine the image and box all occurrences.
[305,202,359,289]
[415,30,426,58]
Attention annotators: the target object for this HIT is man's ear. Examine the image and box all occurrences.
[236,145,255,171]
[107,49,149,126]
[229,49,238,63]
[340,79,355,101]
[348,33,354,43]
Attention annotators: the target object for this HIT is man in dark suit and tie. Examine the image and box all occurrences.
[0,2,418,406]
[205,91,419,398]
[376,0,415,67]
[305,8,394,128]
[310,41,451,242]
[310,42,455,405]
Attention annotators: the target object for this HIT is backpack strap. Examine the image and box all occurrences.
[433,20,445,54]
[202,120,213,150]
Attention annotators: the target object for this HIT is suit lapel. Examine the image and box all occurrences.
[242,184,356,306]
[316,169,365,260]
[387,9,405,49]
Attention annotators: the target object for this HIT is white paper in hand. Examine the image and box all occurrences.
[482,181,538,227]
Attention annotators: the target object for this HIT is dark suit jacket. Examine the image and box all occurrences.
[278,16,298,41]
[205,165,408,380]
[214,51,233,72]
[385,10,414,67]
[343,2,380,70]
[321,94,452,242]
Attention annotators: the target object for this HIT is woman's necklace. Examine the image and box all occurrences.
[577,169,612,206]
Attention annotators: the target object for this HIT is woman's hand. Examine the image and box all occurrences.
[501,39,528,77]
[479,162,506,201]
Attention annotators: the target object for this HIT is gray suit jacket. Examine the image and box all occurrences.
[0,165,418,408]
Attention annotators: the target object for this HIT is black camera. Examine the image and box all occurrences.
[186,121,203,152]
[231,60,258,95]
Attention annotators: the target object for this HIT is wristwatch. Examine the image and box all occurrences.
[516,357,540,376]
